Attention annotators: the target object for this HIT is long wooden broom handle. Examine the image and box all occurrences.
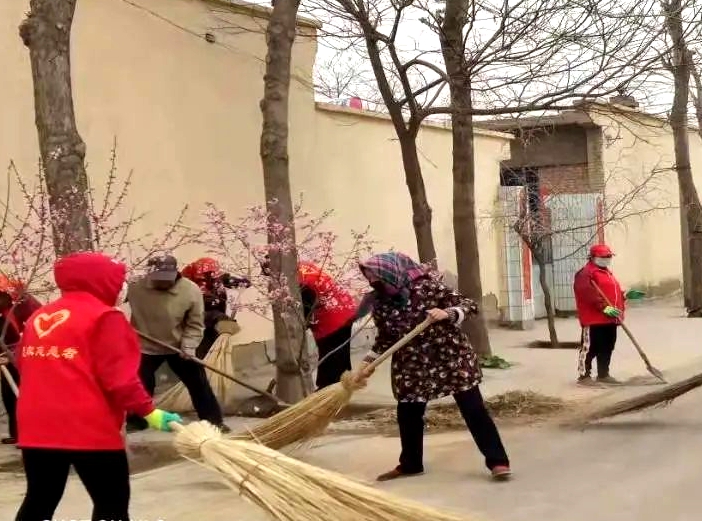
[136,330,288,407]
[0,365,19,397]
[590,281,653,365]
[366,317,433,372]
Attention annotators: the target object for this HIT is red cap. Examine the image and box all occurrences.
[590,244,614,258]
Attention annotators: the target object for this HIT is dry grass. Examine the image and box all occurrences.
[332,391,567,435]
[174,421,474,521]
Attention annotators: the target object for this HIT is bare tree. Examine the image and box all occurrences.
[313,1,446,265]
[691,58,702,138]
[438,0,492,355]
[505,165,674,348]
[315,51,374,100]
[315,0,675,355]
[661,0,702,316]
[260,0,313,402]
[19,0,93,256]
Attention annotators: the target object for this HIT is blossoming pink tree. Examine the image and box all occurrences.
[201,196,375,395]
[0,148,197,300]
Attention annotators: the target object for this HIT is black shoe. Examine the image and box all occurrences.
[577,375,596,386]
[217,424,231,434]
[597,376,622,385]
[1,437,17,445]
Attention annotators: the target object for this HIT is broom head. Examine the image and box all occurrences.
[174,421,473,521]
[238,371,367,449]
[560,362,702,427]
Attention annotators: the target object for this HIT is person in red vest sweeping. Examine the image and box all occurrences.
[573,244,645,385]
[261,255,358,390]
[13,252,182,521]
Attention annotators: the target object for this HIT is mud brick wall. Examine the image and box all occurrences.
[538,164,598,194]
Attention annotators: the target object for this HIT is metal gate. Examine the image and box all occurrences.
[535,193,601,315]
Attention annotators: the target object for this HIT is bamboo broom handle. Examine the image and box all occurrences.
[0,365,19,397]
[169,421,185,433]
[365,317,433,372]
[590,282,653,365]
[136,330,288,407]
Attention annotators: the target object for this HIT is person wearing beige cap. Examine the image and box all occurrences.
[125,255,228,433]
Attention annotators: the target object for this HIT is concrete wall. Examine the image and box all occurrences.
[0,0,513,344]
[587,107,702,294]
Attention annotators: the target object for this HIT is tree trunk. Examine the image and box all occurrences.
[398,135,438,264]
[440,0,491,356]
[19,0,93,255]
[691,61,702,140]
[260,0,312,402]
[356,27,438,265]
[536,255,559,348]
[664,0,702,317]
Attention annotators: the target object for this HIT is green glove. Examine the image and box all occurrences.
[603,306,621,318]
[625,289,645,300]
[144,409,183,432]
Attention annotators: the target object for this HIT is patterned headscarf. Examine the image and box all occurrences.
[359,252,427,303]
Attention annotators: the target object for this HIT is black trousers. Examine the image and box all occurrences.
[15,448,130,521]
[578,324,618,378]
[396,386,509,473]
[128,353,223,429]
[196,326,219,359]
[1,362,19,439]
[315,324,353,390]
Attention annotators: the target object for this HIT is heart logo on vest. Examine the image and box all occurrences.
[33,310,71,339]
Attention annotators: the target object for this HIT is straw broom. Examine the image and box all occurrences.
[172,420,472,521]
[239,318,433,449]
[157,327,238,413]
[560,359,702,427]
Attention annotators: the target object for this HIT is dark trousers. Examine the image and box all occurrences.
[128,353,223,429]
[1,362,19,439]
[578,324,618,378]
[15,448,130,521]
[196,326,219,359]
[315,324,353,390]
[396,386,509,473]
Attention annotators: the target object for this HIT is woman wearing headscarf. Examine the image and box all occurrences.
[357,252,511,481]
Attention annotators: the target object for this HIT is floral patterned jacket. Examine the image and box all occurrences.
[363,277,481,402]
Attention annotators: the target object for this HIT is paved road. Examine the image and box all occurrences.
[2,298,701,521]
[2,391,702,521]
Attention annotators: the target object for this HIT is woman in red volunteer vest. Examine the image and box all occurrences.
[14,252,182,521]
[573,244,645,385]
[261,256,358,389]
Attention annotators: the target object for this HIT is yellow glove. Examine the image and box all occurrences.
[144,409,183,432]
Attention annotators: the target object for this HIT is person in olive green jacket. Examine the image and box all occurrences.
[125,255,228,433]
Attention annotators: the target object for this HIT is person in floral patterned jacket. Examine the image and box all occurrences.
[357,252,511,481]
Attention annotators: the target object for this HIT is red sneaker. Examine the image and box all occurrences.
[491,465,512,481]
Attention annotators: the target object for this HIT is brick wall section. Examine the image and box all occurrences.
[585,127,605,191]
[538,164,599,194]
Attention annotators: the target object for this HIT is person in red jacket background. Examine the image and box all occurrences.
[573,244,645,385]
[14,252,182,521]
[0,282,42,445]
[181,257,251,358]
[261,256,358,389]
